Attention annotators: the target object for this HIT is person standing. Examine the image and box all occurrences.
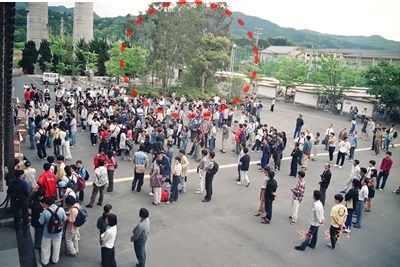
[353,178,369,228]
[343,179,359,233]
[166,156,182,205]
[131,208,150,267]
[261,170,278,224]
[196,150,209,194]
[150,159,163,205]
[220,122,229,153]
[97,204,113,245]
[179,150,189,194]
[328,132,336,162]
[270,98,275,112]
[38,197,67,265]
[334,136,350,169]
[255,166,271,216]
[348,130,358,161]
[311,132,320,161]
[326,194,348,249]
[202,151,217,202]
[366,169,377,212]
[7,170,30,230]
[376,151,393,191]
[86,159,108,208]
[290,171,306,225]
[273,133,285,171]
[319,163,332,206]
[30,189,45,249]
[101,213,118,267]
[289,142,302,178]
[324,124,335,150]
[237,147,251,187]
[340,160,361,193]
[293,114,304,139]
[132,145,149,192]
[106,150,117,192]
[294,190,325,251]
[65,195,81,257]
[37,163,58,199]
[301,135,312,170]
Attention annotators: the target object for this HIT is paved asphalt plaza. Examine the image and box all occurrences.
[0,74,399,267]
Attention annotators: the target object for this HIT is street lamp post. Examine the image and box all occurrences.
[229,43,236,98]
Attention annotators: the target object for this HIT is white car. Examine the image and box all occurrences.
[41,72,65,85]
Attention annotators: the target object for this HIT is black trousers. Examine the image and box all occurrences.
[264,198,273,221]
[101,246,117,267]
[11,198,29,229]
[329,225,341,249]
[290,157,298,176]
[205,173,214,200]
[336,151,346,166]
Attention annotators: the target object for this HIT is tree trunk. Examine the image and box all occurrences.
[201,70,206,94]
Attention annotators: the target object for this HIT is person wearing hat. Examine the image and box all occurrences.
[7,169,30,230]
[131,208,150,267]
[261,169,278,224]
[56,180,76,207]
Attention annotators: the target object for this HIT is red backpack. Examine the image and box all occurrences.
[75,173,86,192]
[161,190,169,202]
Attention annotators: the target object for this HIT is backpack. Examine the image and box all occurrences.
[84,168,90,181]
[73,206,88,227]
[161,190,169,202]
[76,173,86,192]
[393,131,398,139]
[208,161,219,175]
[66,176,77,192]
[47,207,63,234]
[39,132,47,144]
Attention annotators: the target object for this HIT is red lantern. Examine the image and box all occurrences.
[232,97,239,105]
[218,106,226,112]
[156,107,164,114]
[172,113,179,118]
[142,100,150,107]
[203,111,211,117]
[244,85,250,93]
[188,114,195,119]
[130,89,138,97]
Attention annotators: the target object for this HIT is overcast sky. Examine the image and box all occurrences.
[45,0,400,42]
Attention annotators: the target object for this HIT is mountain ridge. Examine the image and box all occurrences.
[14,3,400,51]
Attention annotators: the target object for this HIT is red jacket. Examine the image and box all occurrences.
[380,157,393,174]
[24,90,31,101]
[37,170,57,198]
[94,154,107,170]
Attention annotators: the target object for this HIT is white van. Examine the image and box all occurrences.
[41,72,65,85]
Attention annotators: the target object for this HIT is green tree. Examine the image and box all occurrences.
[38,39,52,72]
[50,35,67,71]
[89,38,110,76]
[105,42,147,84]
[364,60,400,109]
[19,41,38,74]
[309,53,360,110]
[273,56,308,99]
[190,33,230,93]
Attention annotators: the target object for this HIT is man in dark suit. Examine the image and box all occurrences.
[319,163,332,206]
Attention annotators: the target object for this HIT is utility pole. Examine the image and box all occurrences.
[254,27,263,49]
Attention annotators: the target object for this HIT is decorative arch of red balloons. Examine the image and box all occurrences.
[122,1,258,113]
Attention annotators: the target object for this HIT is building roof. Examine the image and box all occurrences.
[303,48,400,59]
[260,46,301,55]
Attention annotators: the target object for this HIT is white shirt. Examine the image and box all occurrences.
[338,140,351,153]
[101,225,117,248]
[359,185,369,201]
[349,165,361,180]
[325,127,334,136]
[90,121,101,133]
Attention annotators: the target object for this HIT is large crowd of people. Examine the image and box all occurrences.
[8,80,398,265]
